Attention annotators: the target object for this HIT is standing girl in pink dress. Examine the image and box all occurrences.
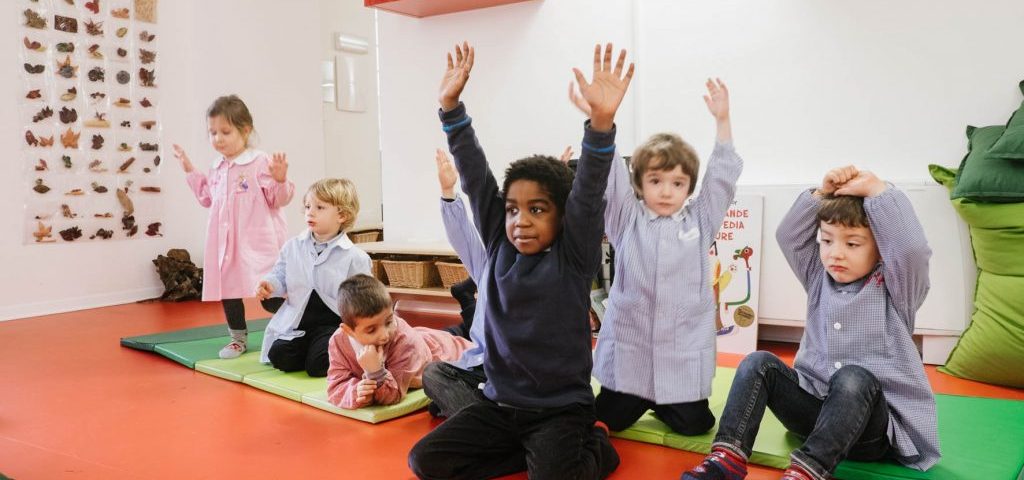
[173,95,295,359]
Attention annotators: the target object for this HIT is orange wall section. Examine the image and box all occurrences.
[365,0,536,18]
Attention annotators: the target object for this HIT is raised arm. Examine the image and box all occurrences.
[839,173,931,331]
[693,79,743,248]
[775,189,826,291]
[568,82,633,242]
[175,144,212,207]
[561,43,634,273]
[438,150,487,280]
[437,43,505,249]
[257,152,295,209]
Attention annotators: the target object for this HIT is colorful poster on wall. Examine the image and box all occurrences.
[17,0,161,245]
[710,194,763,355]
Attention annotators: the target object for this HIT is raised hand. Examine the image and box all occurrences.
[436,148,458,199]
[559,145,574,164]
[172,144,194,173]
[568,81,591,117]
[834,170,887,197]
[357,345,384,373]
[255,280,273,300]
[820,165,859,195]
[354,378,377,407]
[439,41,475,111]
[703,78,730,122]
[269,152,288,183]
[572,43,635,132]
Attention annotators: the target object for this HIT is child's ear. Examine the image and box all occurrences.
[341,323,355,336]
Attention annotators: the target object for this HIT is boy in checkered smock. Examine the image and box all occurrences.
[682,166,940,480]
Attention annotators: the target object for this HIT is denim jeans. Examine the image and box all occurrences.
[408,400,619,480]
[422,361,489,418]
[714,351,891,479]
[595,387,715,435]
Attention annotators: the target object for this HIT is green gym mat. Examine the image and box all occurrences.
[600,368,1024,480]
[303,388,433,424]
[122,321,434,423]
[119,318,270,351]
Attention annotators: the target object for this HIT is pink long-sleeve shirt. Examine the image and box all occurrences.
[185,149,295,300]
[326,317,474,409]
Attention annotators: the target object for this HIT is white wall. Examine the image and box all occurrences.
[320,0,382,229]
[636,0,1024,184]
[0,0,325,321]
[377,0,1024,242]
[377,0,637,242]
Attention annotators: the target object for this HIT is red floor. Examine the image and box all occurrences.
[1,300,1021,479]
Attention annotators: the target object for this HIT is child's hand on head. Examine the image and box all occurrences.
[834,170,887,197]
[559,145,574,164]
[255,281,273,300]
[436,149,458,199]
[172,144,194,173]
[703,78,730,123]
[439,41,474,112]
[820,165,859,195]
[355,378,377,407]
[572,43,635,132]
[357,344,384,373]
[568,82,591,117]
[269,152,288,183]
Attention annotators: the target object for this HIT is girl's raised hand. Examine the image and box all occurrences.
[439,41,475,112]
[703,78,730,122]
[269,152,288,183]
[436,148,458,199]
[172,144,194,173]
[572,43,635,132]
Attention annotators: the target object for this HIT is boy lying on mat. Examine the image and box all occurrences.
[325,274,474,409]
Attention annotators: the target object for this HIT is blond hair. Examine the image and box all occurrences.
[338,274,391,328]
[630,133,700,194]
[307,178,360,232]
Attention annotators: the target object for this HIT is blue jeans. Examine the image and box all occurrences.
[714,351,892,478]
[408,400,619,480]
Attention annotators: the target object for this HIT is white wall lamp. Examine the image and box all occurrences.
[332,33,369,112]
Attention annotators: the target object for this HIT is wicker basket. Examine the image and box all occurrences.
[349,229,382,244]
[436,260,469,288]
[380,259,440,288]
[371,258,388,285]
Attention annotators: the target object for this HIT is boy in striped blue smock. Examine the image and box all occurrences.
[571,79,744,436]
[682,166,940,480]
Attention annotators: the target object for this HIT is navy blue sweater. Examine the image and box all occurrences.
[440,103,616,409]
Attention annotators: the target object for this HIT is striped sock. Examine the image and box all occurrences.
[781,463,817,480]
[680,447,748,480]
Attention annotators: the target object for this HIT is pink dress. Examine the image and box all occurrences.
[185,149,295,301]
[326,317,475,409]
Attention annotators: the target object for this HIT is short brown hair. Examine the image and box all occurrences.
[631,133,700,194]
[207,95,254,142]
[817,194,870,228]
[307,178,360,232]
[338,274,391,328]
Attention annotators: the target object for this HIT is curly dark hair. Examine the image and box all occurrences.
[502,155,575,215]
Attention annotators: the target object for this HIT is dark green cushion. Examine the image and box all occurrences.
[987,80,1024,160]
[952,125,1024,202]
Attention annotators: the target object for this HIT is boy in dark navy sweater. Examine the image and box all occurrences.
[407,42,635,480]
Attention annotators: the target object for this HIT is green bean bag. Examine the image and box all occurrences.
[930,165,1024,388]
